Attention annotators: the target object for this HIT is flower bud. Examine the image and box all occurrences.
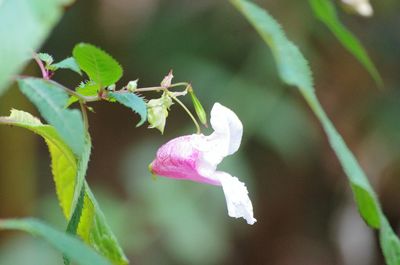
[127,79,138,92]
[161,70,173,88]
[147,93,173,134]
[188,87,208,127]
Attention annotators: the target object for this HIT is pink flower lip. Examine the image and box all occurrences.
[150,135,220,186]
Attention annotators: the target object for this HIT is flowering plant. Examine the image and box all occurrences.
[150,103,256,225]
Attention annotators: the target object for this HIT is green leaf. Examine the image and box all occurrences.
[230,0,400,263]
[0,110,129,265]
[38,53,54,66]
[309,0,382,87]
[67,81,100,107]
[64,186,86,265]
[18,77,85,156]
[73,43,123,87]
[0,218,111,265]
[109,92,147,126]
[70,135,92,217]
[380,217,400,264]
[53,57,82,75]
[0,0,74,96]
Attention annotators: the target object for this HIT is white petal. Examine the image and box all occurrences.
[210,103,243,156]
[196,103,243,178]
[215,171,256,225]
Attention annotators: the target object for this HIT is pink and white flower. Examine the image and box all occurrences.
[149,103,256,225]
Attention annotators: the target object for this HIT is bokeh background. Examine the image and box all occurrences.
[1,0,400,264]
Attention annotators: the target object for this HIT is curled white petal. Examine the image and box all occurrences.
[210,103,243,156]
[197,103,243,177]
[215,171,256,225]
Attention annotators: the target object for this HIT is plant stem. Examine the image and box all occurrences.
[135,86,165,92]
[170,82,189,88]
[33,53,49,80]
[79,101,89,131]
[169,92,201,134]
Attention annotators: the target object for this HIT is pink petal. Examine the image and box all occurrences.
[150,135,221,185]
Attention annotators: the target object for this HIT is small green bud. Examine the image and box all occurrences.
[147,93,173,134]
[127,79,138,92]
[189,87,208,127]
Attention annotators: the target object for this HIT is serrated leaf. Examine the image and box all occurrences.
[70,135,91,217]
[109,92,147,126]
[53,57,82,75]
[231,0,400,263]
[64,185,86,265]
[0,110,128,265]
[67,81,100,107]
[18,77,85,156]
[38,53,54,66]
[73,43,123,87]
[0,0,74,96]
[0,218,111,265]
[309,0,382,87]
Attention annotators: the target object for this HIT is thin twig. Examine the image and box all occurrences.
[169,92,201,134]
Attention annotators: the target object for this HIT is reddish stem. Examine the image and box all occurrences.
[33,54,49,80]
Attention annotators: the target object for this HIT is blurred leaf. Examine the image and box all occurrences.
[231,0,400,263]
[0,0,73,96]
[18,77,85,156]
[53,57,82,75]
[309,0,382,87]
[0,110,128,265]
[67,81,100,107]
[73,43,123,87]
[380,217,400,264]
[109,92,147,127]
[0,218,111,265]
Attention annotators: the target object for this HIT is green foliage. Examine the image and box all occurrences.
[73,43,123,87]
[18,77,85,156]
[38,53,54,66]
[380,217,400,264]
[0,218,111,265]
[64,186,86,265]
[0,110,128,265]
[53,57,82,75]
[0,0,73,96]
[67,81,100,107]
[188,89,207,127]
[309,0,382,87]
[230,0,400,263]
[70,135,92,217]
[109,92,147,127]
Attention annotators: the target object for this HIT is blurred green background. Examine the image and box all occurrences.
[1,0,400,264]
